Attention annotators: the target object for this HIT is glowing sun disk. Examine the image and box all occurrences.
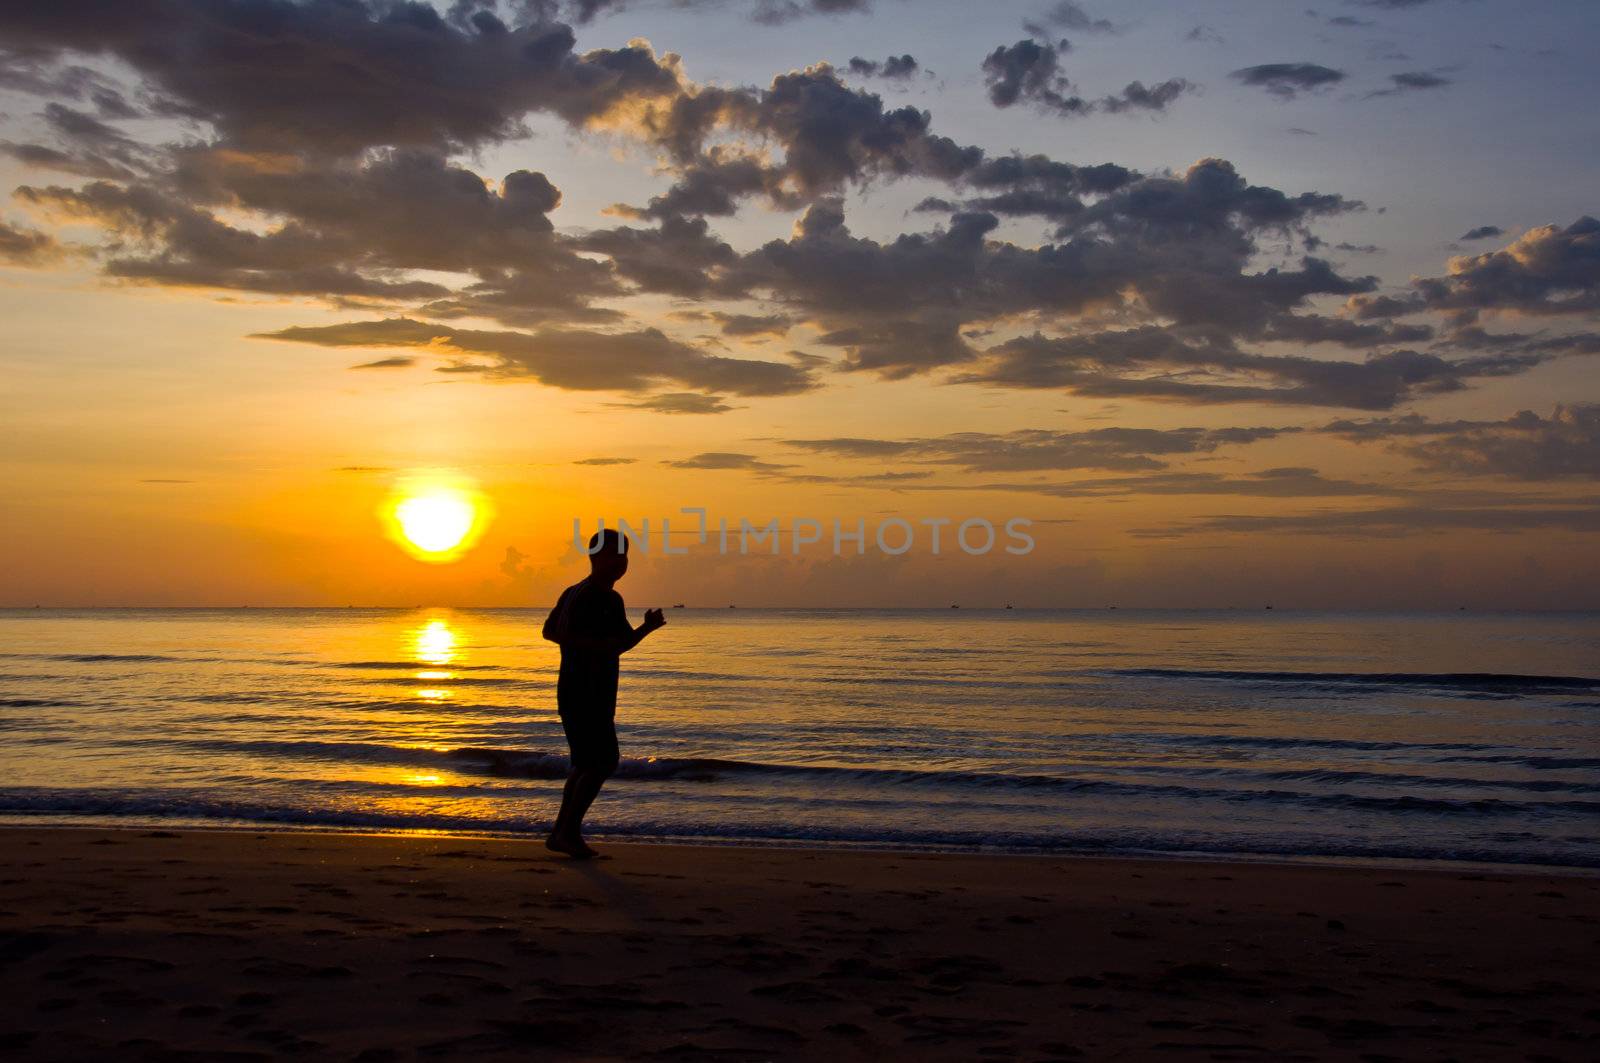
[395,491,475,554]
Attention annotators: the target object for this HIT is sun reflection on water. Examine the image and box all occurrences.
[412,618,457,666]
[409,617,461,702]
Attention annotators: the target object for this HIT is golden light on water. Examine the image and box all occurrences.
[382,474,491,563]
[410,618,459,701]
[412,618,457,665]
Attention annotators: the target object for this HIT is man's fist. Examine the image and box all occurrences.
[643,607,666,630]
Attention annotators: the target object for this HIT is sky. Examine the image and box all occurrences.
[1,0,1598,608]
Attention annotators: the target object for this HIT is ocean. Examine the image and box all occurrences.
[1,607,1597,869]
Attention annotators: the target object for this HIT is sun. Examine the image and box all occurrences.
[396,491,474,553]
[382,475,491,563]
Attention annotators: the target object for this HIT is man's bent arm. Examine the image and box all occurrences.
[559,615,663,657]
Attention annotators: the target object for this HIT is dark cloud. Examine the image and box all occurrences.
[1,0,1568,427]
[568,0,871,23]
[847,55,919,80]
[18,152,626,321]
[1326,405,1600,479]
[750,0,872,25]
[1144,505,1600,539]
[349,356,416,369]
[1460,225,1504,241]
[0,2,687,156]
[1097,79,1197,115]
[1367,71,1453,97]
[982,39,1192,118]
[574,456,637,465]
[1408,218,1600,319]
[731,159,1372,382]
[576,214,741,298]
[780,425,1295,472]
[959,328,1536,409]
[607,393,739,414]
[254,318,816,397]
[1026,2,1118,35]
[983,39,1084,114]
[671,310,794,337]
[663,451,794,471]
[0,219,62,264]
[1230,63,1347,99]
[928,467,1402,500]
[634,65,983,215]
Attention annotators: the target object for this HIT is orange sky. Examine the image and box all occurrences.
[1,1,1597,608]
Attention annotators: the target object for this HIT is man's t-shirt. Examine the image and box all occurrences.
[545,578,631,718]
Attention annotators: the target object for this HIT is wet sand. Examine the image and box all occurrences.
[0,826,1596,1060]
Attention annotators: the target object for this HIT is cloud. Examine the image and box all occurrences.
[958,329,1534,409]
[670,310,794,337]
[1407,217,1600,319]
[927,466,1405,501]
[606,393,740,414]
[1,0,1571,428]
[575,214,738,298]
[847,55,919,80]
[1230,63,1347,99]
[574,457,638,465]
[729,160,1379,384]
[0,219,62,264]
[982,39,1193,118]
[1367,71,1453,98]
[983,40,1081,113]
[17,153,620,317]
[253,318,816,396]
[663,452,794,471]
[569,0,872,23]
[1143,504,1600,539]
[0,2,688,156]
[779,425,1295,472]
[1326,405,1600,479]
[1460,225,1504,241]
[1098,79,1197,114]
[349,356,416,370]
[1026,2,1118,35]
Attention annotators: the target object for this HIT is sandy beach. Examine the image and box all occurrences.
[0,827,1594,1060]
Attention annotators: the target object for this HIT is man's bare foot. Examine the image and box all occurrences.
[545,833,601,859]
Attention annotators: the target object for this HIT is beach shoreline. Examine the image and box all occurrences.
[2,825,1596,1060]
[6,815,1600,879]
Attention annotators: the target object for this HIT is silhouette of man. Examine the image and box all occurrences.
[541,529,665,858]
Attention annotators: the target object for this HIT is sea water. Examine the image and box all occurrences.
[1,607,1596,868]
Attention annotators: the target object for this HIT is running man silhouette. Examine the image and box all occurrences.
[541,529,665,858]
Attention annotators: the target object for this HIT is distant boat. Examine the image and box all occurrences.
[1004,604,1013,609]
[673,603,685,608]
[951,604,960,609]
[1265,604,1274,610]
[728,604,737,609]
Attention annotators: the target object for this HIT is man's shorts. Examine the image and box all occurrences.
[560,712,620,775]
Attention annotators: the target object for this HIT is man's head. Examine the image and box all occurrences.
[587,529,629,582]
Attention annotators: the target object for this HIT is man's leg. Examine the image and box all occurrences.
[548,714,617,856]
[548,769,608,857]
